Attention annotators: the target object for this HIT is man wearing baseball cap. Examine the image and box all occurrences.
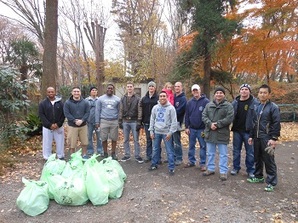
[184,84,209,170]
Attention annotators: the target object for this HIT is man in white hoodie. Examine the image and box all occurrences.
[148,90,177,175]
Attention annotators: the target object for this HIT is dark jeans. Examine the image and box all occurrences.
[173,131,183,162]
[254,138,277,186]
[232,131,255,174]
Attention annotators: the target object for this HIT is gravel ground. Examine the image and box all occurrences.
[0,140,297,223]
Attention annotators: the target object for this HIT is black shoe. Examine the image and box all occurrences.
[121,156,131,162]
[103,152,108,158]
[148,165,158,171]
[135,157,144,164]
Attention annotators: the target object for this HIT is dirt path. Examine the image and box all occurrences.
[0,141,297,223]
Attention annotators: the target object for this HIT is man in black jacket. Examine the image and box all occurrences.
[39,87,65,160]
[140,81,158,162]
[248,84,281,192]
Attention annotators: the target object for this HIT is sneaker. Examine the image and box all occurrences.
[135,157,144,164]
[121,156,131,162]
[264,184,274,192]
[111,153,118,161]
[169,169,175,175]
[148,165,158,171]
[203,170,215,176]
[230,169,239,175]
[175,160,182,166]
[58,157,65,160]
[247,177,265,183]
[248,173,255,179]
[163,160,168,163]
[220,173,228,181]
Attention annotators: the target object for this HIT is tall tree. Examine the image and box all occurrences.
[111,0,169,83]
[42,0,58,97]
[178,0,240,98]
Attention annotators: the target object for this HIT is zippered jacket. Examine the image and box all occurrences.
[250,100,281,140]
[202,99,234,144]
[85,96,98,124]
[39,96,65,129]
[140,91,158,124]
[231,95,259,132]
[174,92,187,125]
[119,93,142,123]
[185,95,209,130]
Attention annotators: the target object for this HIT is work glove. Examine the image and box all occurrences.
[265,146,275,156]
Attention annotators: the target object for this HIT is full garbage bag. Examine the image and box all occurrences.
[16,177,49,216]
[84,155,109,205]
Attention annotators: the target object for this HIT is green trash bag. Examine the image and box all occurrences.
[84,155,109,205]
[49,171,88,206]
[68,149,84,170]
[40,154,66,181]
[16,177,49,216]
[99,157,127,181]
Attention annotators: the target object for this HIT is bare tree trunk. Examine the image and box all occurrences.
[42,0,58,98]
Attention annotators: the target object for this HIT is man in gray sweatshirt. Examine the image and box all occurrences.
[95,84,120,160]
[148,90,178,175]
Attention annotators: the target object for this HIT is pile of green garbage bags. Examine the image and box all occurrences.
[16,150,127,216]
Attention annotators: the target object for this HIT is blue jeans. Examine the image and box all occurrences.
[206,142,228,174]
[87,123,103,155]
[173,131,183,162]
[123,121,141,158]
[232,131,255,174]
[188,128,206,166]
[152,133,175,171]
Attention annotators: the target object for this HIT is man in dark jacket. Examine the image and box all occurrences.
[248,84,281,192]
[64,87,90,159]
[140,81,158,162]
[172,82,187,166]
[39,87,65,160]
[119,81,143,163]
[231,84,258,178]
[184,84,209,170]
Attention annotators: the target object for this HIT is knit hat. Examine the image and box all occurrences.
[148,81,156,88]
[191,84,200,91]
[239,83,251,92]
[89,86,97,92]
[214,87,225,95]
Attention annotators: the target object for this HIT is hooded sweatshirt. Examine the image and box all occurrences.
[149,101,177,135]
[64,96,90,127]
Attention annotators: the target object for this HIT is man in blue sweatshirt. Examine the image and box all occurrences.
[173,82,187,165]
[184,84,210,171]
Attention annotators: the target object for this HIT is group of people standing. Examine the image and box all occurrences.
[38,81,281,192]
